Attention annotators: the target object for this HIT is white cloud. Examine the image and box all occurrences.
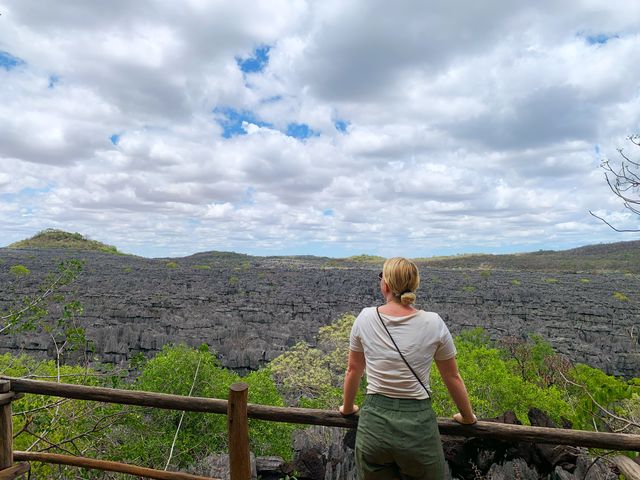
[0,0,639,257]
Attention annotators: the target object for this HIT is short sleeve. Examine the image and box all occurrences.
[433,319,457,361]
[349,312,364,352]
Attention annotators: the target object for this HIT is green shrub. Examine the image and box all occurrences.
[462,285,476,293]
[165,261,178,269]
[9,264,30,277]
[545,277,558,284]
[579,278,590,283]
[511,279,521,286]
[193,264,212,270]
[613,291,629,302]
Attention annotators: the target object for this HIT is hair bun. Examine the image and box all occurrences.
[400,292,416,306]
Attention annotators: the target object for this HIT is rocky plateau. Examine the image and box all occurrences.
[0,247,638,377]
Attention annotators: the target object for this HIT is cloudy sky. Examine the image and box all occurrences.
[1,0,639,258]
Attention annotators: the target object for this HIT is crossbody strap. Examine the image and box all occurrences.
[376,306,430,396]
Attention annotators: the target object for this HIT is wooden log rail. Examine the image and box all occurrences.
[2,376,640,480]
[4,376,640,451]
[12,452,215,480]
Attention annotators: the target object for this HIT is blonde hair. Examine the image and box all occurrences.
[382,257,420,305]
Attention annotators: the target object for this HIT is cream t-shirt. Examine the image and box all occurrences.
[349,307,457,399]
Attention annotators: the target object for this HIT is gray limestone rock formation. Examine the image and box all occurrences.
[0,248,638,376]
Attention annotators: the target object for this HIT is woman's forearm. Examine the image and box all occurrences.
[342,368,362,411]
[436,357,475,422]
[443,373,474,419]
[341,350,365,415]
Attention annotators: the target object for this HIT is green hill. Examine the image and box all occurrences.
[8,229,122,254]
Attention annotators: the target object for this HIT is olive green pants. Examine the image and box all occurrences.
[355,394,445,480]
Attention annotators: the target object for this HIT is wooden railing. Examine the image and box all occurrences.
[1,376,640,479]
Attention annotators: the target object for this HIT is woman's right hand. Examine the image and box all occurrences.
[453,412,477,424]
[339,404,360,416]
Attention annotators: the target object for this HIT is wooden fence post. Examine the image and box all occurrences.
[0,380,13,470]
[228,382,250,480]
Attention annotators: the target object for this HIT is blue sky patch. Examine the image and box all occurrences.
[584,33,619,45]
[236,46,270,74]
[242,186,256,205]
[110,134,120,145]
[285,123,319,140]
[323,209,334,217]
[0,51,25,71]
[48,75,60,89]
[1,185,52,203]
[334,119,349,133]
[262,95,282,104]
[214,107,271,138]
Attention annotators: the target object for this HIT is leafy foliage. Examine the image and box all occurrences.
[270,314,362,409]
[1,354,122,478]
[564,363,639,432]
[111,344,293,469]
[430,330,573,424]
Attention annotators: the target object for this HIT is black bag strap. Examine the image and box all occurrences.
[376,307,430,396]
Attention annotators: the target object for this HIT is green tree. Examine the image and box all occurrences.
[430,333,573,424]
[0,353,123,478]
[270,314,364,409]
[114,344,293,469]
[562,363,639,431]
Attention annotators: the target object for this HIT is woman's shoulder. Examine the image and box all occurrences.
[357,306,378,318]
[416,310,447,324]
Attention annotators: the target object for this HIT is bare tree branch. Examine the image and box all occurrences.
[589,211,639,232]
[557,369,640,430]
[592,136,640,232]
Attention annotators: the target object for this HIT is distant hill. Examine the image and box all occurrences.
[8,229,122,255]
[413,240,640,273]
[6,230,640,272]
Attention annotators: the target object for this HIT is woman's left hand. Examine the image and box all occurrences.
[339,404,360,416]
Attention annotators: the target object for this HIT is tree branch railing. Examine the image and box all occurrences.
[2,376,640,480]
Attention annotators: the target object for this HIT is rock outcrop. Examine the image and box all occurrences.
[0,248,638,376]
[288,410,621,480]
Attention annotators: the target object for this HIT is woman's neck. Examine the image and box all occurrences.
[378,299,417,316]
